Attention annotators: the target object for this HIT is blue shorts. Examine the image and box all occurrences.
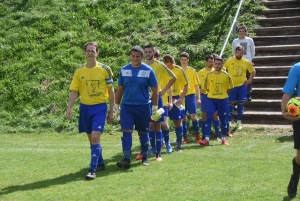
[206,98,228,117]
[150,96,164,122]
[168,95,184,120]
[185,94,197,115]
[163,106,169,117]
[228,85,247,102]
[79,103,107,134]
[200,94,209,112]
[120,104,150,132]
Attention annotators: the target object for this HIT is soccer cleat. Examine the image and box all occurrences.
[222,139,229,145]
[175,146,182,152]
[156,154,163,161]
[227,131,233,137]
[96,164,105,172]
[194,134,201,143]
[183,138,188,144]
[85,171,96,180]
[116,159,131,169]
[148,148,156,155]
[135,153,143,160]
[237,123,242,130]
[199,139,209,146]
[166,142,172,154]
[288,175,299,197]
[142,158,149,166]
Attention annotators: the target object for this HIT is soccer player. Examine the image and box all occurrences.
[224,46,256,130]
[179,52,201,143]
[232,25,255,101]
[136,44,176,160]
[154,49,161,61]
[163,54,189,151]
[281,61,300,198]
[66,42,115,180]
[198,55,223,140]
[115,46,158,168]
[199,56,233,146]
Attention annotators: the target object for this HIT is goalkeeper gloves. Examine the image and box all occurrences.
[114,104,120,120]
[151,106,164,121]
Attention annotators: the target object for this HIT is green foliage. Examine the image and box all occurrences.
[0,0,262,130]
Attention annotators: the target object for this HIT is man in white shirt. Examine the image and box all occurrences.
[232,25,255,101]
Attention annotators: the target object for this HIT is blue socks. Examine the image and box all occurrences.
[149,130,155,149]
[213,120,220,136]
[192,120,199,134]
[90,144,100,171]
[182,121,187,139]
[162,129,170,145]
[228,104,234,122]
[90,143,104,166]
[155,131,162,154]
[139,133,149,159]
[175,126,183,147]
[122,131,132,159]
[237,103,244,121]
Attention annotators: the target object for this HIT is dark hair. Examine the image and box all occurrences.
[205,54,214,61]
[235,45,244,52]
[154,49,161,59]
[131,46,144,56]
[214,56,223,63]
[144,43,155,51]
[237,25,247,32]
[163,54,175,63]
[84,42,98,51]
[180,52,189,59]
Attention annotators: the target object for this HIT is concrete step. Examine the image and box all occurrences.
[257,16,300,27]
[253,26,300,36]
[237,111,290,125]
[253,55,300,66]
[255,44,300,56]
[254,66,291,76]
[263,7,300,17]
[252,76,287,87]
[244,99,281,111]
[253,35,300,46]
[262,0,300,9]
[251,87,283,99]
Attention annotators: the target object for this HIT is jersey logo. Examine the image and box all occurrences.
[121,70,132,77]
[81,76,84,79]
[137,70,150,78]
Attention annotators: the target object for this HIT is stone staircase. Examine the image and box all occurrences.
[242,0,300,125]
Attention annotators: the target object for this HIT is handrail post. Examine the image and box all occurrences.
[219,0,244,57]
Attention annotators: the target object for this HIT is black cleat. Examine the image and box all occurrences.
[85,171,96,180]
[288,175,299,198]
[96,164,105,172]
[116,159,131,169]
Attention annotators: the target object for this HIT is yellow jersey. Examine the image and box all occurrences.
[69,62,113,105]
[171,65,189,96]
[149,60,176,106]
[198,68,214,94]
[184,66,200,96]
[223,57,254,87]
[204,71,233,99]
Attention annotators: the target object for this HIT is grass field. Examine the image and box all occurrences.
[0,125,298,201]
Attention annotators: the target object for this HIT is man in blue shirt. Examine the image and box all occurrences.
[282,62,300,198]
[115,46,159,168]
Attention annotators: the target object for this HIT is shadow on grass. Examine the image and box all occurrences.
[277,135,293,143]
[282,196,294,201]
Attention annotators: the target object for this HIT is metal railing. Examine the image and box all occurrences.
[219,0,244,57]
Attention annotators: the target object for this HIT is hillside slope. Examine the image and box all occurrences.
[0,0,262,131]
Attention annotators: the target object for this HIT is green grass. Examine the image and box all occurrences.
[0,126,297,200]
[0,0,263,130]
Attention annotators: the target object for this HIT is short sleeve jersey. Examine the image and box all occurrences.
[171,65,189,96]
[69,62,113,105]
[185,67,200,96]
[283,62,300,96]
[204,71,233,99]
[198,68,214,95]
[149,60,176,106]
[223,57,254,87]
[118,63,158,105]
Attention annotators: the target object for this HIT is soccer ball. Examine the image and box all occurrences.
[286,97,300,117]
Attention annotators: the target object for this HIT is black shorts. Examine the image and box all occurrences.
[293,120,300,149]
